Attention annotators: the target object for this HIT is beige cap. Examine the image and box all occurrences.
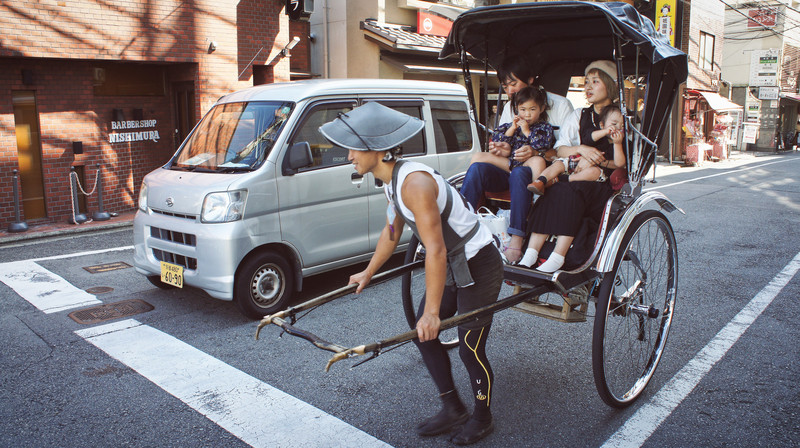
[585,60,618,83]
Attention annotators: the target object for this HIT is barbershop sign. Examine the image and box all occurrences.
[109,119,160,143]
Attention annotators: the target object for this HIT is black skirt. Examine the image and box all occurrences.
[530,180,612,237]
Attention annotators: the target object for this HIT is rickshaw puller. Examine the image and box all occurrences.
[320,102,503,445]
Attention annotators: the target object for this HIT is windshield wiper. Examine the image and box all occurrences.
[218,166,255,173]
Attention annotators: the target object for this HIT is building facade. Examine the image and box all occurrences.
[722,0,800,152]
[0,0,295,229]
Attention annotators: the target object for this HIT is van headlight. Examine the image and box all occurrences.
[201,190,248,223]
[138,182,148,212]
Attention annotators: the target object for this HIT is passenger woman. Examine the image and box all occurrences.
[524,60,622,271]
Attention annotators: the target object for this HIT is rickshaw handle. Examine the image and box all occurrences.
[255,259,423,340]
[325,281,550,371]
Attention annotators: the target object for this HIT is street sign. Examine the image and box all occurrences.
[750,49,780,87]
[758,86,779,100]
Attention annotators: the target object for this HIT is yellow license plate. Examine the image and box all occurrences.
[160,261,184,288]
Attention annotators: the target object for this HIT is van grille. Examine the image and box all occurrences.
[150,227,197,246]
[153,249,197,270]
[152,208,198,221]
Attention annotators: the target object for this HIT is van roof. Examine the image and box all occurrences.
[218,79,468,104]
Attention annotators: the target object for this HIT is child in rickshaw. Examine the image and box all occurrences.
[518,60,625,271]
[487,85,555,173]
[526,104,625,196]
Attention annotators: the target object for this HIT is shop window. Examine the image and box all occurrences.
[93,64,166,96]
[699,32,715,71]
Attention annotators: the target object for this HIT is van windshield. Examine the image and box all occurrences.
[171,101,293,172]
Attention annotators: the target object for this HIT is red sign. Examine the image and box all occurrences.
[417,10,453,37]
[748,9,777,28]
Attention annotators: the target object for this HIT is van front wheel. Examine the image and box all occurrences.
[234,251,294,320]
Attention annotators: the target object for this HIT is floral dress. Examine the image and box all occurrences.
[492,121,555,169]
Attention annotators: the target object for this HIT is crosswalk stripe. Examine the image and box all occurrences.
[76,319,392,448]
[0,260,101,313]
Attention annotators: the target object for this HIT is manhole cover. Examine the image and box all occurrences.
[85,286,114,294]
[83,261,132,274]
[68,299,154,325]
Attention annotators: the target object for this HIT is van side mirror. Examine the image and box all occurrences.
[283,142,313,175]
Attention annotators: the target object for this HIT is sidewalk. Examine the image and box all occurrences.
[0,209,137,246]
[0,149,791,246]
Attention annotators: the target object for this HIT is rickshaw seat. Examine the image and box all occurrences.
[485,190,511,204]
[481,168,627,209]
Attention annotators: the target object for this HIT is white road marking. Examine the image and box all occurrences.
[30,245,134,262]
[76,319,391,448]
[645,158,789,191]
[0,260,101,313]
[601,251,800,448]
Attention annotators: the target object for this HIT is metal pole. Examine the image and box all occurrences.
[69,166,88,224]
[91,163,110,221]
[8,169,28,233]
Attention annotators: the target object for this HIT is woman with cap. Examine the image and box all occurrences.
[320,101,503,445]
[460,55,574,263]
[518,60,622,272]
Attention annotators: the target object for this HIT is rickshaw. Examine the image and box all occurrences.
[256,1,688,408]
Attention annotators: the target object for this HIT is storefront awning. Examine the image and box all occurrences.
[780,92,800,103]
[380,54,496,76]
[690,90,743,112]
[361,20,445,54]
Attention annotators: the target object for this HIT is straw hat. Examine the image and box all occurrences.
[319,102,425,151]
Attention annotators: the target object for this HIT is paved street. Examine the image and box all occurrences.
[2,153,799,447]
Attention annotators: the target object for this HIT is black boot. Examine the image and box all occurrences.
[416,390,469,437]
[449,415,494,445]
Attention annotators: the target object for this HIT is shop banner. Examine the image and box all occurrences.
[743,124,758,144]
[748,9,777,28]
[655,0,677,47]
[750,48,780,87]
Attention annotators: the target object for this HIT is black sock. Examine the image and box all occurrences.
[537,175,547,183]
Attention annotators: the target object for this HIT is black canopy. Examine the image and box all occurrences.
[440,1,688,173]
[441,1,686,93]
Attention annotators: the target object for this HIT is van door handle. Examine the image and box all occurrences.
[351,172,364,185]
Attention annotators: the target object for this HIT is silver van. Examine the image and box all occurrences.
[133,79,479,318]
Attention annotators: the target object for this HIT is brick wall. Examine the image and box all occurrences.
[686,0,725,91]
[289,20,312,76]
[0,1,289,227]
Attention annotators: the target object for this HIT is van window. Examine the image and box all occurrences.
[366,100,426,157]
[172,101,293,172]
[430,100,473,153]
[290,101,356,170]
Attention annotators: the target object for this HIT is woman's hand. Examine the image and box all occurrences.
[513,144,533,163]
[488,141,512,158]
[416,312,441,342]
[577,145,606,166]
[348,270,373,294]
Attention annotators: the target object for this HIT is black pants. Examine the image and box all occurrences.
[413,244,503,412]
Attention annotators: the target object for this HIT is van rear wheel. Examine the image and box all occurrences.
[234,251,294,320]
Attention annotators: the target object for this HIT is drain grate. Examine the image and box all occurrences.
[85,286,114,294]
[69,299,154,325]
[83,262,132,274]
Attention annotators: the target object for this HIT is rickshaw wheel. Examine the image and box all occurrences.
[592,210,678,408]
[401,235,459,349]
